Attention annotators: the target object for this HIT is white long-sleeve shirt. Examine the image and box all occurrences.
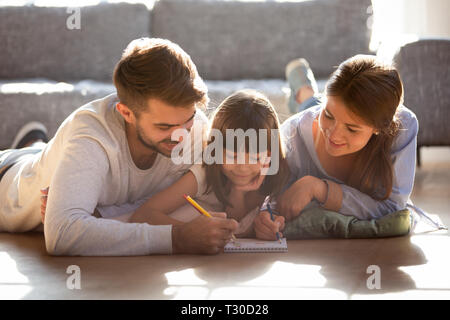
[0,93,208,256]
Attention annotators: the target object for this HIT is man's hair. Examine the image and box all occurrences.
[113,38,208,115]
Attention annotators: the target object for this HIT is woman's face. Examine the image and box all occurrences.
[318,96,377,157]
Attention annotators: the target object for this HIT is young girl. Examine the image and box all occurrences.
[41,89,290,239]
[255,54,445,240]
[127,89,289,237]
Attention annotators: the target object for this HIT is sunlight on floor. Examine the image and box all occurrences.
[164,261,347,300]
[165,268,208,286]
[351,234,450,300]
[162,232,450,300]
[241,262,326,287]
[398,235,450,290]
[0,252,32,299]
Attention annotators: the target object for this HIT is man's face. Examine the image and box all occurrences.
[135,98,197,158]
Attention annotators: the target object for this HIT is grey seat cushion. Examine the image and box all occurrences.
[0,3,149,81]
[0,79,115,149]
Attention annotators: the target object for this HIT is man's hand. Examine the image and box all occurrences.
[172,212,239,255]
[254,211,285,240]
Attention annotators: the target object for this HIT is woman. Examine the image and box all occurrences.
[255,54,445,240]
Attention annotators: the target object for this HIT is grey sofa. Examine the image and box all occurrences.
[394,38,450,166]
[0,2,149,149]
[0,0,372,149]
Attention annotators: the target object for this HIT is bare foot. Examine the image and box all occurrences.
[295,86,315,104]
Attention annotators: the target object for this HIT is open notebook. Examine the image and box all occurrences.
[224,238,288,253]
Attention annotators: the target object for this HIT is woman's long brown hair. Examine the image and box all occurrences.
[325,55,404,200]
[204,89,290,208]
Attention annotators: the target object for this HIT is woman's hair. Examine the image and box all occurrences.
[204,89,290,208]
[113,38,208,116]
[325,54,404,200]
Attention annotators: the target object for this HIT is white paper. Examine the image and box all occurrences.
[224,238,288,253]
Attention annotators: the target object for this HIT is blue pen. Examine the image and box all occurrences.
[267,204,282,243]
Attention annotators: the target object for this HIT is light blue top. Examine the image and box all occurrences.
[280,104,418,220]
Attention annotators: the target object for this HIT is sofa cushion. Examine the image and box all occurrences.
[0,77,328,148]
[0,78,289,148]
[0,79,115,148]
[152,0,372,80]
[0,3,149,81]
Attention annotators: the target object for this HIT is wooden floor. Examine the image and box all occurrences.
[1,147,449,300]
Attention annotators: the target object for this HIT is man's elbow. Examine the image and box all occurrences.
[44,220,76,256]
[44,229,66,256]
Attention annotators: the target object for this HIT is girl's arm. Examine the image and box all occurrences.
[129,171,199,226]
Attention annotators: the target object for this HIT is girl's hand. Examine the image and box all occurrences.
[278,175,322,221]
[254,211,285,240]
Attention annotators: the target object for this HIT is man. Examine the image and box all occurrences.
[0,38,238,255]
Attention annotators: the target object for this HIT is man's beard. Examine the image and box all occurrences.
[136,123,174,158]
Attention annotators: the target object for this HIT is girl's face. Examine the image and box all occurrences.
[318,96,377,157]
[221,150,270,187]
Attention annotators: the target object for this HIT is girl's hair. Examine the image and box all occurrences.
[204,89,290,208]
[325,54,404,200]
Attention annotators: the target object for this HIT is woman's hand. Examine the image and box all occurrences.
[277,175,327,221]
[254,211,285,240]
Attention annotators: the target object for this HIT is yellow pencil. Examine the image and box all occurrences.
[183,194,212,217]
[183,194,236,241]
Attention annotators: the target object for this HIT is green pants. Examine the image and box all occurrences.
[283,207,411,239]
